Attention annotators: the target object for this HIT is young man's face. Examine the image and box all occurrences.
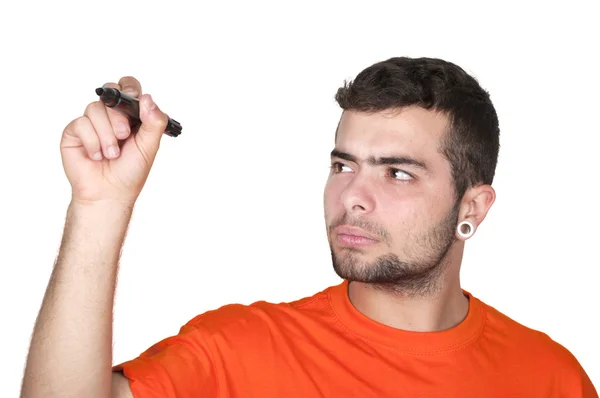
[323,107,461,289]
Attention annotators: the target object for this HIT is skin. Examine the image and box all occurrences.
[323,107,495,332]
[20,77,164,398]
[20,80,495,397]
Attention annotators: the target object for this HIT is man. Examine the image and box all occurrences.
[21,57,597,397]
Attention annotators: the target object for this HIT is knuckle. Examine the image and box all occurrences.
[113,121,131,139]
[84,100,102,115]
[70,116,89,135]
[107,108,130,125]
[102,82,120,89]
[101,134,118,147]
[87,141,102,152]
[97,126,117,143]
[160,115,169,130]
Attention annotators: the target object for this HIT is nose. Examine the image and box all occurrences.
[339,173,376,215]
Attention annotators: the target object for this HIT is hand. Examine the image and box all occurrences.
[60,76,169,206]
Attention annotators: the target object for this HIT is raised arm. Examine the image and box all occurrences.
[20,77,168,398]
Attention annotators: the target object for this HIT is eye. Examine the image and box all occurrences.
[389,168,413,181]
[330,162,353,173]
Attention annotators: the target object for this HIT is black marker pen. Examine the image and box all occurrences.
[95,87,182,137]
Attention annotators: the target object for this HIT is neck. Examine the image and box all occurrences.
[347,247,469,332]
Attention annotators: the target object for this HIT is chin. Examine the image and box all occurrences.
[330,248,379,281]
[330,246,446,290]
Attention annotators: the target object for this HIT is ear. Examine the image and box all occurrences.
[456,184,496,239]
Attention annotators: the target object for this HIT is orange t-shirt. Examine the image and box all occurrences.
[113,280,597,397]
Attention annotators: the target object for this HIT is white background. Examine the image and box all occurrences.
[1,0,598,395]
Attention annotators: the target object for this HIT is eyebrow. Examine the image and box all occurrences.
[330,149,429,171]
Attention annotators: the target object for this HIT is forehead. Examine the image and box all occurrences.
[335,107,449,158]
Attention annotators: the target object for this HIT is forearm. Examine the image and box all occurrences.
[21,200,134,398]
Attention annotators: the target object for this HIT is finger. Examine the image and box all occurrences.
[101,82,121,90]
[63,116,103,160]
[118,76,142,98]
[100,82,133,140]
[84,101,121,159]
[136,94,168,155]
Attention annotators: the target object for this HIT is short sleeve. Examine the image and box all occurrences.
[112,322,219,398]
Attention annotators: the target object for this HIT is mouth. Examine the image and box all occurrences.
[334,225,379,247]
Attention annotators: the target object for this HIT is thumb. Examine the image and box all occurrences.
[136,93,169,152]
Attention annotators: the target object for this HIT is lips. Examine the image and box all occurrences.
[334,225,379,246]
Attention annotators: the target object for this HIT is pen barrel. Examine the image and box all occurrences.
[97,87,182,137]
[97,87,140,123]
[113,92,140,124]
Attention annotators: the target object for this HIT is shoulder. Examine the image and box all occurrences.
[480,298,572,358]
[479,297,573,361]
[476,296,596,393]
[179,284,336,336]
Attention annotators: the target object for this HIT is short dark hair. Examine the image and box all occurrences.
[335,57,500,201]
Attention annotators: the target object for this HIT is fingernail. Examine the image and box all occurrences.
[116,123,130,139]
[91,151,103,160]
[107,145,120,158]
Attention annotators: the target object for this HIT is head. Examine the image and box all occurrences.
[324,57,499,295]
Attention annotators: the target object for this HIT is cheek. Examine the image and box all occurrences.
[323,179,346,217]
[377,192,426,228]
[324,177,343,201]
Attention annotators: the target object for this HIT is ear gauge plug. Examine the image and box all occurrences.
[457,220,475,239]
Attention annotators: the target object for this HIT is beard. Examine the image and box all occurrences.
[328,204,459,297]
